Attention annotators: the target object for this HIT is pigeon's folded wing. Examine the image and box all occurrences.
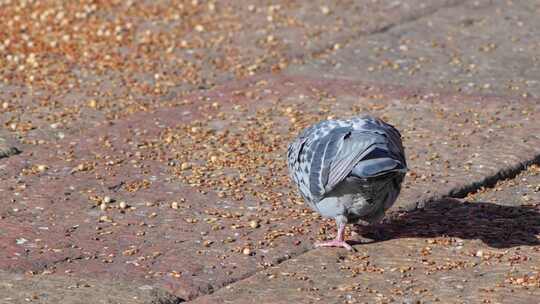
[325,131,403,192]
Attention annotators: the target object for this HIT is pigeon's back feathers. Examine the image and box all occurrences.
[287,116,407,209]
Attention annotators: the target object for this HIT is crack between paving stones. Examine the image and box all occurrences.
[41,255,86,270]
[184,247,312,302]
[446,153,540,200]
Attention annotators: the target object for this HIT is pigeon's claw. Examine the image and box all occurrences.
[314,239,354,251]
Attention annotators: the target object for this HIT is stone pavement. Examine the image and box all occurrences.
[0,1,539,303]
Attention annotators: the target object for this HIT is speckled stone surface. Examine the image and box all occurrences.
[0,1,539,303]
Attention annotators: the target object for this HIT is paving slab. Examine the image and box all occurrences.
[287,0,540,99]
[1,74,539,302]
[192,168,540,304]
[0,270,182,304]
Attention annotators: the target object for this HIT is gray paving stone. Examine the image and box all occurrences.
[0,271,182,304]
[288,0,540,99]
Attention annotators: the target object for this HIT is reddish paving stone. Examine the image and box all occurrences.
[288,0,540,99]
[1,75,539,301]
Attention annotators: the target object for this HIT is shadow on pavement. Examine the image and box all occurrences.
[365,198,540,248]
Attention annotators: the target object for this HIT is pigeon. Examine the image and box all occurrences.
[287,115,407,250]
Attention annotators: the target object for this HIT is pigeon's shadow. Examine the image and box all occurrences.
[361,198,540,249]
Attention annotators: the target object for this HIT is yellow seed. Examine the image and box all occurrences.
[249,220,259,229]
[88,99,97,108]
[181,162,192,170]
[194,24,204,32]
[99,215,112,222]
[37,165,48,172]
[122,248,138,256]
[171,202,179,209]
[320,6,330,15]
[242,247,251,255]
[100,203,107,211]
[119,201,127,209]
[103,196,112,204]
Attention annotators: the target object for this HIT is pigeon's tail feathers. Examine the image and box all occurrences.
[351,146,407,178]
[324,131,378,191]
[327,128,407,186]
[351,135,407,177]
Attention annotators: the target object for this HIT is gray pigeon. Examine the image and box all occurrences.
[287,115,407,250]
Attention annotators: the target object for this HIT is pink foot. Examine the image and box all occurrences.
[314,240,353,251]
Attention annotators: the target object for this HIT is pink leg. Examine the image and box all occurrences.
[315,222,353,251]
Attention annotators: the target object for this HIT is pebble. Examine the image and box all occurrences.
[320,6,330,15]
[119,201,127,209]
[242,247,251,255]
[99,215,112,223]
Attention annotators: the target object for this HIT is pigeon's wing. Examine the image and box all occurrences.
[307,127,352,199]
[287,120,346,205]
[287,120,334,205]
